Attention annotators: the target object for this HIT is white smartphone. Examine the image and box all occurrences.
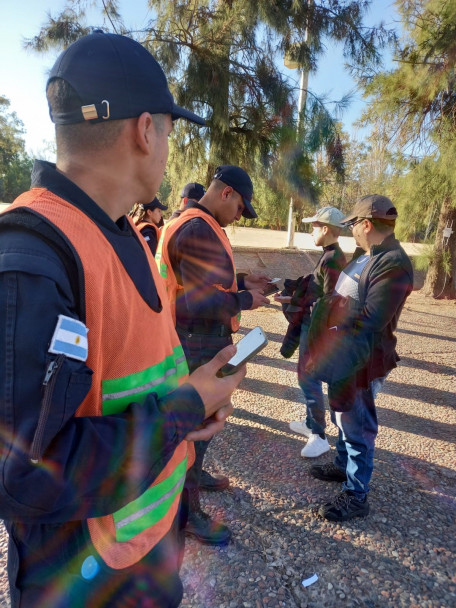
[217,326,268,377]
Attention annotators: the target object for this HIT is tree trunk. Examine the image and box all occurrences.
[421,196,456,299]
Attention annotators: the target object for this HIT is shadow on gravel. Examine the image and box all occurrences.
[381,380,456,409]
[397,327,456,342]
[403,307,456,321]
[399,318,456,331]
[240,376,303,402]
[224,420,456,494]
[399,356,456,376]
[188,422,456,607]
[233,407,298,435]
[376,405,456,443]
[260,330,289,344]
[237,377,456,442]
[254,354,297,372]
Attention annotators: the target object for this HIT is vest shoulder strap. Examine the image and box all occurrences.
[0,208,86,323]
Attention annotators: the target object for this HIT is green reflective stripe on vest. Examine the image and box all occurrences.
[102,346,188,415]
[159,261,167,279]
[113,455,188,542]
[155,229,166,277]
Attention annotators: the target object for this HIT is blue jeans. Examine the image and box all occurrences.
[331,377,386,500]
[297,323,326,435]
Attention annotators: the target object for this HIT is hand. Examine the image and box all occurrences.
[243,273,271,290]
[185,403,234,441]
[186,345,245,421]
[274,294,291,303]
[248,289,270,310]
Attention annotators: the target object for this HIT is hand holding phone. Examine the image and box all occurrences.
[217,326,268,377]
[262,278,281,297]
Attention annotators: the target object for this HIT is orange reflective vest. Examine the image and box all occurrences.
[9,189,193,570]
[156,207,241,331]
[137,220,161,242]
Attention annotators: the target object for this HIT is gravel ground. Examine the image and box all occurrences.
[0,291,455,607]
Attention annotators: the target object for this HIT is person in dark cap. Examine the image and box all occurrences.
[157,164,270,545]
[130,196,168,255]
[168,182,206,222]
[0,31,246,608]
[307,194,413,522]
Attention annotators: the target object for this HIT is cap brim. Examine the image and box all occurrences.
[171,104,205,126]
[301,215,318,223]
[157,203,168,210]
[340,212,358,225]
[241,198,257,219]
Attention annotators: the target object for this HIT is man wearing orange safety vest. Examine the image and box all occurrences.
[157,166,270,545]
[168,182,206,222]
[0,32,245,608]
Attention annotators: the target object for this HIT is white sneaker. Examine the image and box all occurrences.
[301,434,330,458]
[289,420,312,437]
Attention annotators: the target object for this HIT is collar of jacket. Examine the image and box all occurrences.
[322,242,341,252]
[352,233,399,261]
[369,233,401,256]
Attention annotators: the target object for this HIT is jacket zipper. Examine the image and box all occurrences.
[30,353,66,464]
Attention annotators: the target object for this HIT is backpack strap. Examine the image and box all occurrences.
[0,208,86,323]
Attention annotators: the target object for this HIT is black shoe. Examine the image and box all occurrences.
[185,510,232,545]
[310,463,347,482]
[199,470,230,492]
[318,491,369,522]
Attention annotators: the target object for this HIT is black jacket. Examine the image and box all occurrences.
[354,233,414,386]
[280,242,346,358]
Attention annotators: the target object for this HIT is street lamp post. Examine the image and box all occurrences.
[285,68,309,248]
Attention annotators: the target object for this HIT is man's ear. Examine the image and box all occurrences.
[364,219,374,234]
[135,112,154,154]
[221,186,234,200]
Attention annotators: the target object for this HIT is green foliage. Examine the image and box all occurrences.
[391,154,449,242]
[1,154,34,203]
[0,97,33,203]
[361,0,456,153]
[357,0,456,296]
[0,96,26,170]
[318,124,400,215]
[26,0,387,223]
[412,250,432,273]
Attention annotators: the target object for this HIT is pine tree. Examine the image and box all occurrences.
[27,0,387,219]
[360,0,456,298]
[0,96,33,203]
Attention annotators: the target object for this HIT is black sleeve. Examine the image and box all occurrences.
[0,231,204,523]
[320,250,346,296]
[140,225,159,256]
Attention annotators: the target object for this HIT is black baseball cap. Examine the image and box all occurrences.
[212,165,257,219]
[47,31,205,126]
[180,182,206,201]
[342,195,398,225]
[143,197,168,211]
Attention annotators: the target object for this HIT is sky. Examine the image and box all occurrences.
[0,0,400,158]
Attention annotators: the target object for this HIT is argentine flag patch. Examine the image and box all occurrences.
[49,315,89,362]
